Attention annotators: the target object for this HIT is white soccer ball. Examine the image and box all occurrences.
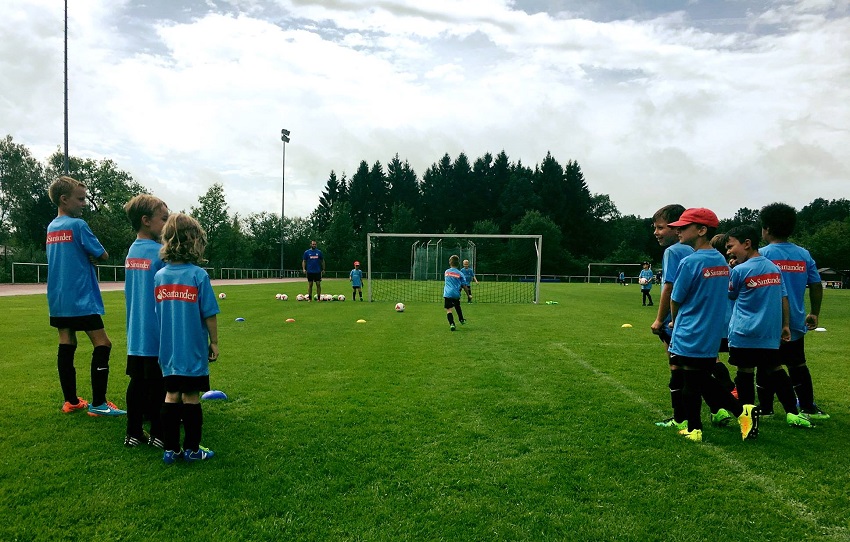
[218,293,226,299]
[275,293,281,299]
[639,278,648,285]
[296,294,304,301]
[395,302,405,312]
[338,294,345,301]
[281,294,288,301]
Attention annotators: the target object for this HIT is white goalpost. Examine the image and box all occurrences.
[366,233,543,303]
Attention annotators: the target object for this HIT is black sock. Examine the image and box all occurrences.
[670,368,685,422]
[57,344,78,403]
[712,362,735,393]
[146,374,165,439]
[91,345,111,406]
[447,313,455,325]
[126,377,145,437]
[703,371,742,416]
[755,369,775,412]
[788,365,815,410]
[456,305,465,322]
[682,370,704,431]
[161,402,182,451]
[182,403,203,452]
[734,371,755,406]
[770,368,799,415]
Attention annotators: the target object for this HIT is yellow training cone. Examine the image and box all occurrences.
[356,319,367,323]
[621,323,633,328]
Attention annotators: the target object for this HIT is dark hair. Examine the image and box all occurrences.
[726,224,761,248]
[710,233,727,253]
[653,204,686,224]
[760,202,796,239]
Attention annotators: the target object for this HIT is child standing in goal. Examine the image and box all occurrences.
[460,259,478,303]
[443,255,466,331]
[155,213,220,464]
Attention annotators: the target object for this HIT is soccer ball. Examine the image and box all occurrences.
[281,294,288,301]
[338,294,345,301]
[638,278,648,285]
[218,293,226,299]
[314,294,319,301]
[275,293,281,299]
[395,302,405,312]
[296,294,304,301]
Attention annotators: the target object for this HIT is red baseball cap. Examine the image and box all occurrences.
[353,261,360,266]
[668,208,719,228]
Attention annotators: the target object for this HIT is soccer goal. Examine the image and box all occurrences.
[366,233,543,303]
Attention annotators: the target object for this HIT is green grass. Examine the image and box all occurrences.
[1,280,848,541]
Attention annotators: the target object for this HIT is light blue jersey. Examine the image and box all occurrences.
[728,256,787,349]
[759,242,821,341]
[460,267,475,286]
[639,269,654,291]
[46,215,106,317]
[444,267,463,299]
[669,249,730,358]
[662,242,694,327]
[154,263,220,378]
[350,268,363,288]
[125,239,165,357]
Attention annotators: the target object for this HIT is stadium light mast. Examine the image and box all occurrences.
[63,0,70,174]
[279,128,291,277]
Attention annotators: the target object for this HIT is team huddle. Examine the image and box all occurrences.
[47,176,219,464]
[649,203,827,442]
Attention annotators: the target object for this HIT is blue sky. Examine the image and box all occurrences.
[2,0,849,220]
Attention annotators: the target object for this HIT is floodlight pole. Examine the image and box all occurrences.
[63,0,69,174]
[280,129,291,277]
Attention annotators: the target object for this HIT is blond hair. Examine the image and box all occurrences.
[48,176,85,206]
[159,213,208,264]
[124,194,167,231]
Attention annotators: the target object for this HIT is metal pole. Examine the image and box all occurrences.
[280,139,286,276]
[63,0,69,174]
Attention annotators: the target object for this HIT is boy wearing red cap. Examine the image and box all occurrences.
[350,261,364,301]
[667,208,757,442]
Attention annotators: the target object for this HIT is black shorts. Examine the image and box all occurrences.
[126,355,163,379]
[49,314,105,331]
[728,347,781,369]
[307,272,322,283]
[163,375,210,394]
[658,327,672,346]
[444,297,460,310]
[778,337,806,366]
[669,355,716,370]
[718,338,729,354]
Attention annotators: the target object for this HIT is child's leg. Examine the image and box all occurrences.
[765,367,800,415]
[734,368,756,405]
[57,330,79,403]
[86,329,112,406]
[446,309,455,326]
[182,392,203,452]
[755,368,775,413]
[455,300,465,323]
[161,392,183,452]
[125,376,145,439]
[146,364,165,442]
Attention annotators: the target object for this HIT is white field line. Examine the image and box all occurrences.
[552,342,849,542]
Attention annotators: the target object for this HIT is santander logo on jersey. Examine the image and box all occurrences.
[772,260,806,273]
[155,284,198,303]
[46,230,74,244]
[702,266,730,279]
[125,258,152,270]
[745,273,782,289]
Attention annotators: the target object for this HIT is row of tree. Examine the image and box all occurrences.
[2,134,849,280]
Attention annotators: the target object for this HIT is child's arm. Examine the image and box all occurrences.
[806,281,823,329]
[206,315,219,361]
[781,296,791,341]
[650,283,673,335]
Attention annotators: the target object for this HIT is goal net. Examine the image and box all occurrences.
[366,233,543,303]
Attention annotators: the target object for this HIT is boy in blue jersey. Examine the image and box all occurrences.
[46,176,126,417]
[650,204,693,429]
[155,213,220,464]
[638,261,654,306]
[759,203,828,420]
[460,259,479,303]
[667,208,757,442]
[302,240,325,301]
[725,225,811,429]
[350,261,364,301]
[443,255,466,331]
[709,233,737,399]
[123,194,169,447]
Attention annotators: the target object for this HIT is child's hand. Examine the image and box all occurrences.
[208,343,219,361]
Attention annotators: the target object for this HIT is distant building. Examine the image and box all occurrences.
[818,267,845,289]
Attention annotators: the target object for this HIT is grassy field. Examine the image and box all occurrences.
[0,280,847,541]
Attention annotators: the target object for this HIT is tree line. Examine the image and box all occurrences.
[2,134,849,280]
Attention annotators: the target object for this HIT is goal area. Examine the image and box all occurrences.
[365,233,543,303]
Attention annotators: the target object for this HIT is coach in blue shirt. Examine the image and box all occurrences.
[302,240,326,301]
